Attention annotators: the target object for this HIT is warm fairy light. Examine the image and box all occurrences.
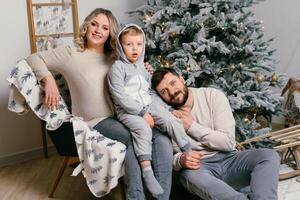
[256,73,265,82]
[144,14,151,21]
[243,117,250,123]
[229,64,236,70]
[271,73,278,82]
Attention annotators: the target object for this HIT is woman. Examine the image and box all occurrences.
[26,8,172,200]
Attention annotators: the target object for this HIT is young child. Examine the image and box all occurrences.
[107,24,191,197]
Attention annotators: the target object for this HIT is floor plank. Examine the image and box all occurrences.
[0,153,299,200]
[0,155,123,200]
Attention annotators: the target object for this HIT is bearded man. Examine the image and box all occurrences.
[151,68,280,200]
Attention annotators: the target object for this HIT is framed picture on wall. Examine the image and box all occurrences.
[26,0,79,53]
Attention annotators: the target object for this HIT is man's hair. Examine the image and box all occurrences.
[119,25,143,43]
[151,68,180,91]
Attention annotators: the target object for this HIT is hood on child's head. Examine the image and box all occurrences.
[116,23,145,65]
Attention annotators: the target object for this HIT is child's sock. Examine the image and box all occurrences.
[142,165,164,197]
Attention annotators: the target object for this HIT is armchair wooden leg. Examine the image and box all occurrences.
[119,177,126,200]
[48,157,70,198]
[40,121,48,158]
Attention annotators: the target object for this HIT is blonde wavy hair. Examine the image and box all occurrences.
[74,8,119,61]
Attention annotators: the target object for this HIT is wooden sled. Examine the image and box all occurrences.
[238,124,300,180]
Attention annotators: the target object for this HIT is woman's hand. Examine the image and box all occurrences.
[41,75,61,110]
[144,62,154,75]
[143,112,155,128]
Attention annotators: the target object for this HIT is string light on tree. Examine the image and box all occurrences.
[158,22,166,31]
[218,69,224,76]
[271,73,278,82]
[253,112,257,119]
[249,108,258,119]
[144,14,151,22]
[243,117,250,124]
[157,55,163,64]
[165,61,170,68]
[229,64,236,71]
[214,69,223,79]
[170,32,177,38]
[256,73,265,83]
[186,65,191,71]
[158,54,171,68]
[143,11,154,22]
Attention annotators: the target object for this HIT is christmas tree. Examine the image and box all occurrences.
[130,0,286,147]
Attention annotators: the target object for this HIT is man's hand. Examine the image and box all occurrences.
[143,112,155,128]
[179,151,203,170]
[144,62,154,75]
[41,75,61,110]
[180,111,194,131]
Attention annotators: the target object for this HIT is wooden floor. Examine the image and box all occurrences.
[0,123,290,200]
[0,155,123,200]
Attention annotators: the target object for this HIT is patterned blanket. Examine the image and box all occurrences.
[7,59,126,197]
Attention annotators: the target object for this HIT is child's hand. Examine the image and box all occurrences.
[143,112,154,128]
[172,110,183,119]
[144,62,154,75]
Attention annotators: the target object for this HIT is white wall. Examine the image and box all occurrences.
[251,0,300,77]
[0,0,299,161]
[0,1,41,159]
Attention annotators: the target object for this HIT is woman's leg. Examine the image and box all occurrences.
[151,128,173,200]
[94,117,145,200]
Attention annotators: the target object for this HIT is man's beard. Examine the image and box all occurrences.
[166,85,189,108]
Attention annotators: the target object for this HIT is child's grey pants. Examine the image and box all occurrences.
[117,98,191,161]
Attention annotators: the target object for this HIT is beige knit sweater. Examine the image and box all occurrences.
[26,46,114,127]
[173,87,236,170]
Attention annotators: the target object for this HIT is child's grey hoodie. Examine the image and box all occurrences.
[107,24,152,117]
